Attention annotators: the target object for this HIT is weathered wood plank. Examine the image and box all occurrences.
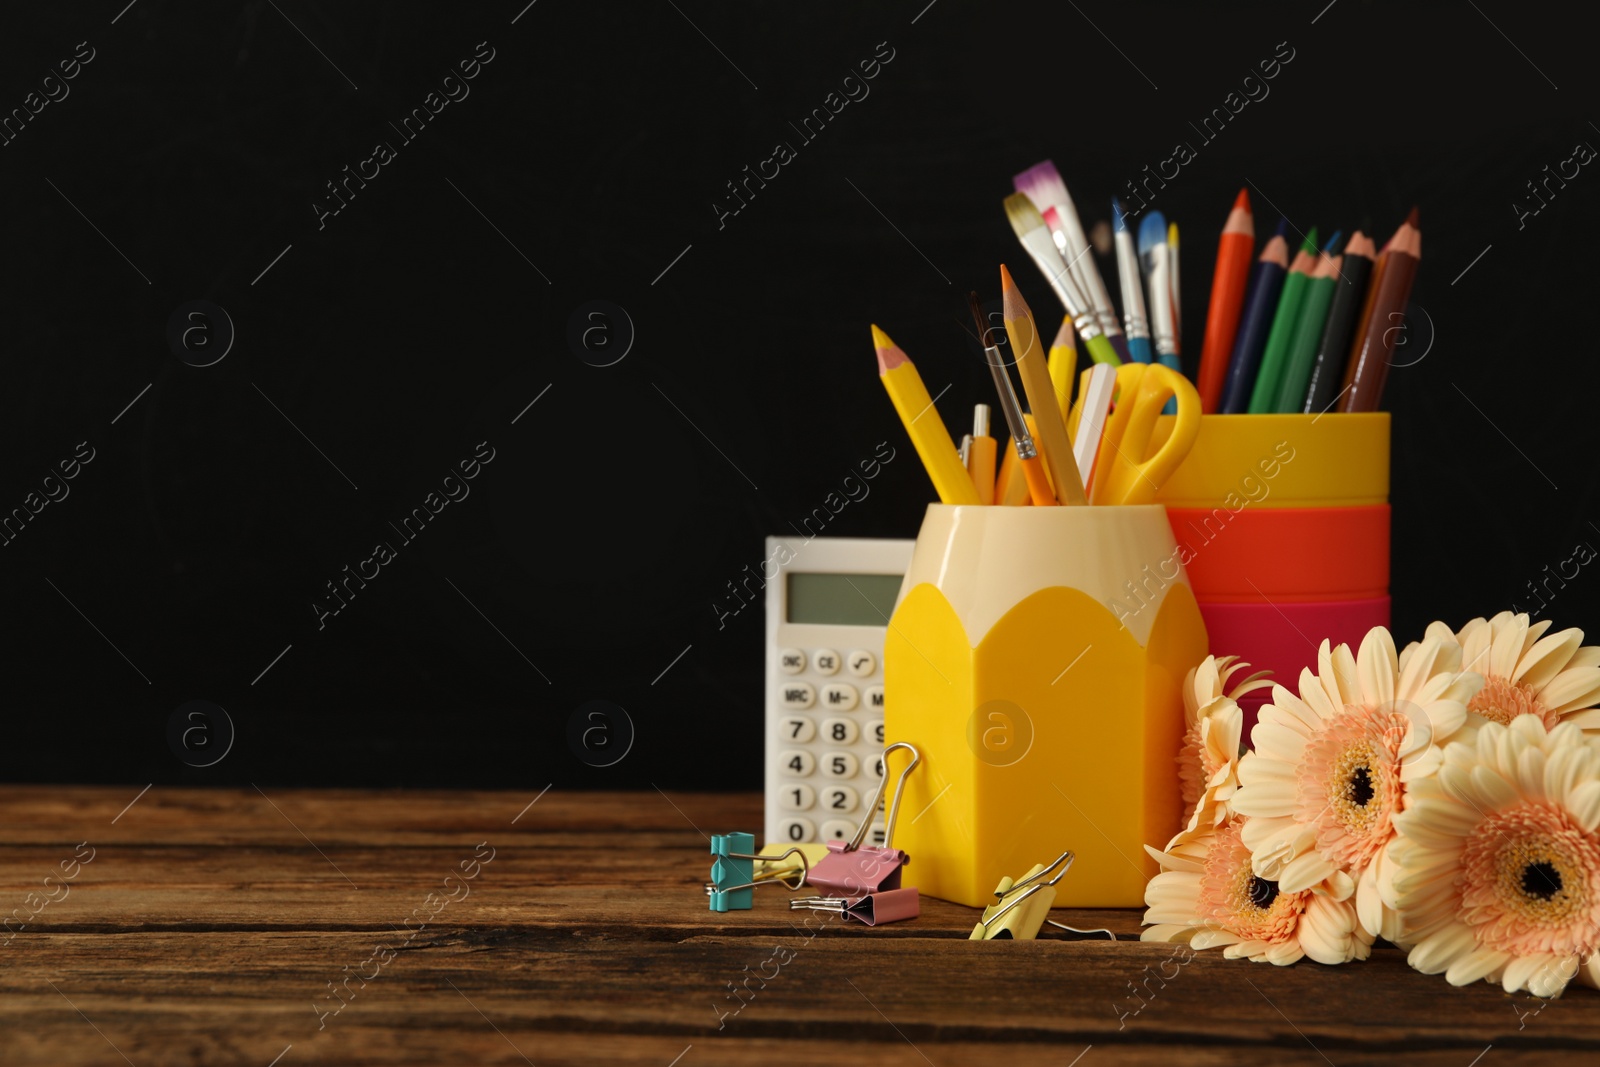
[2,786,1595,1066]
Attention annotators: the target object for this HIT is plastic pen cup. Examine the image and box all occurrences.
[1153,412,1391,734]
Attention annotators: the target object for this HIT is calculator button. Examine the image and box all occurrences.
[821,683,858,711]
[780,749,816,777]
[821,751,858,778]
[820,785,859,814]
[867,824,887,848]
[820,819,856,843]
[779,817,815,843]
[867,720,886,746]
[847,650,876,677]
[779,648,806,675]
[780,717,816,743]
[864,685,885,711]
[780,784,816,811]
[779,682,815,710]
[821,718,858,745]
[813,649,841,675]
[868,756,884,780]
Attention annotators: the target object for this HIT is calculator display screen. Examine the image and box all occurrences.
[786,573,903,625]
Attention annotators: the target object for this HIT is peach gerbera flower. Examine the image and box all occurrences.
[1389,716,1600,997]
[1232,627,1482,940]
[1142,817,1372,965]
[1403,612,1600,737]
[1175,656,1272,841]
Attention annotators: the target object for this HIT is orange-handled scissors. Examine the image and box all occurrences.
[1088,363,1200,505]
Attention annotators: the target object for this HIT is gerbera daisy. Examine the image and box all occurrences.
[1390,716,1600,997]
[1232,627,1482,940]
[1175,656,1272,841]
[1403,612,1600,736]
[1142,817,1372,965]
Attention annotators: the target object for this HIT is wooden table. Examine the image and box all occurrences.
[2,786,1594,1065]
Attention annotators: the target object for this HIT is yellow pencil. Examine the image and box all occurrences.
[1000,266,1088,505]
[1047,314,1076,424]
[873,325,980,505]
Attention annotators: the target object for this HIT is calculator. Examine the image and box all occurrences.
[764,536,916,848]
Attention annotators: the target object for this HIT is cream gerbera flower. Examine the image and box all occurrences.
[1232,627,1482,940]
[1142,817,1373,965]
[1390,716,1600,997]
[1175,656,1273,841]
[1403,612,1600,736]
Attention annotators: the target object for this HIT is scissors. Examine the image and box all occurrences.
[1085,362,1200,505]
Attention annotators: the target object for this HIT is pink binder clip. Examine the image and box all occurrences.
[805,742,919,896]
[790,887,920,926]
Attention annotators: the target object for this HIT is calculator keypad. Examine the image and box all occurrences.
[773,641,887,846]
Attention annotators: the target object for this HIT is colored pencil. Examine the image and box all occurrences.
[1168,220,1182,354]
[1046,315,1077,421]
[1111,199,1154,364]
[1301,228,1376,413]
[1197,189,1254,413]
[1271,242,1341,412]
[1001,265,1088,505]
[1340,209,1421,413]
[873,324,980,505]
[1219,219,1289,413]
[1247,227,1319,413]
[1003,194,1121,367]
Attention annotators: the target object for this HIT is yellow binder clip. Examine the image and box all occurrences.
[969,851,1116,941]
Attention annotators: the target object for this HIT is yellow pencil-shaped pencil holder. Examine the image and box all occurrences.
[884,505,1208,908]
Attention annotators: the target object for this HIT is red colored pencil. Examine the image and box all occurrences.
[1197,189,1254,413]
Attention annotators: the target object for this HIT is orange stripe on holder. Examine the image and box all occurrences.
[1167,504,1390,602]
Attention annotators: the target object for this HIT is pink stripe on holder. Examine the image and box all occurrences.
[1199,596,1391,738]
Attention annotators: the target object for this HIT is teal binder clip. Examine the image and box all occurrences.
[706,833,809,912]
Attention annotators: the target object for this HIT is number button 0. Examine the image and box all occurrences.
[813,649,841,675]
[779,682,815,710]
[780,784,816,811]
[780,717,815,743]
[822,718,858,745]
[847,650,876,677]
[781,750,816,777]
[821,785,858,813]
[822,751,858,778]
[780,817,815,843]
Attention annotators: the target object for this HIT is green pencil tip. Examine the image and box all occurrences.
[1301,226,1319,254]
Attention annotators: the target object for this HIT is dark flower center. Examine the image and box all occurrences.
[1247,876,1279,910]
[1347,766,1375,808]
[1522,861,1562,901]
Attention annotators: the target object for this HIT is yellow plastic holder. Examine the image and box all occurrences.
[1152,412,1389,509]
[884,504,1209,908]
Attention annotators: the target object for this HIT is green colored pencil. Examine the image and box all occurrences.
[1271,248,1341,412]
[1246,228,1318,414]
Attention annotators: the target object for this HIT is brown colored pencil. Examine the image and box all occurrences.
[1339,209,1421,412]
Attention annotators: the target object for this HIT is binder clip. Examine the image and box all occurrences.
[706,832,809,912]
[805,742,919,896]
[790,887,920,926]
[970,851,1116,941]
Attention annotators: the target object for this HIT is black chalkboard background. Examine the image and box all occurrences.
[1,1,1596,788]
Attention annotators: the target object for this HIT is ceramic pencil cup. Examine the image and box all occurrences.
[883,504,1209,909]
